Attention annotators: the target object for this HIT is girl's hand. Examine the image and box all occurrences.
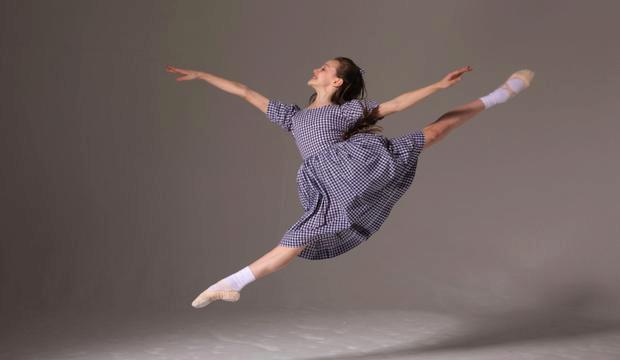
[436,66,472,89]
[166,65,203,81]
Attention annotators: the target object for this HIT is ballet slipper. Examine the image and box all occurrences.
[191,280,240,308]
[500,69,535,99]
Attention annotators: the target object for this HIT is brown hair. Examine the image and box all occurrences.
[307,57,384,141]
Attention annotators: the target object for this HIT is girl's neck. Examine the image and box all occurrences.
[311,90,336,108]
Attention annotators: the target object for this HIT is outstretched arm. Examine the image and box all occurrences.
[243,87,269,114]
[166,65,269,113]
[377,66,472,119]
[378,83,442,118]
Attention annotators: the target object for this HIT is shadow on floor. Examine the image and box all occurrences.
[298,283,620,359]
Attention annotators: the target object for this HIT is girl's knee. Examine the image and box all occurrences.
[422,127,439,149]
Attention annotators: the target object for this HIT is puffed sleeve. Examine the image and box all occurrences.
[339,98,380,122]
[266,99,300,132]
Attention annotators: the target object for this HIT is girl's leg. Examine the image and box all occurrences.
[191,244,305,308]
[249,245,306,280]
[423,69,535,149]
[422,99,485,149]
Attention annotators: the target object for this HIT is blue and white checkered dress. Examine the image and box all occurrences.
[266,98,425,260]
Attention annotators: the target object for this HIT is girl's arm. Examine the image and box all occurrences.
[378,83,442,118]
[166,65,269,114]
[197,72,270,114]
[377,66,472,119]
[243,87,269,115]
[197,71,247,97]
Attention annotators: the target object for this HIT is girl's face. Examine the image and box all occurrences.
[307,59,341,88]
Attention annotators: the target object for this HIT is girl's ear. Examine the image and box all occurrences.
[332,78,344,88]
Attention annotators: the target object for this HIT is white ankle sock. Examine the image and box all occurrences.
[224,266,256,291]
[479,77,527,109]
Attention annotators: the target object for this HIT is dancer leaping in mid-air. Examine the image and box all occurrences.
[165,58,534,308]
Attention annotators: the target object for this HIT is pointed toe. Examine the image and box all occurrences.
[509,69,535,87]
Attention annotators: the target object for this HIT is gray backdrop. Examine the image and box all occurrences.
[2,0,618,325]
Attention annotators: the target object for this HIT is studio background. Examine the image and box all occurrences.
[1,0,618,332]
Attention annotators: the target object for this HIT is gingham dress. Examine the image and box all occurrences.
[266,98,425,260]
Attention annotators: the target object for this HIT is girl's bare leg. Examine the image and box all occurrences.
[423,69,535,149]
[191,245,305,308]
[422,98,485,149]
[248,245,306,280]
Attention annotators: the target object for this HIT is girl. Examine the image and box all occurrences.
[165,58,534,308]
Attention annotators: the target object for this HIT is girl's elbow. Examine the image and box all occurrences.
[380,100,400,117]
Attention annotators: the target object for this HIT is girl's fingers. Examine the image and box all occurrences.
[166,65,191,74]
[454,66,471,75]
[449,66,471,79]
[166,66,197,81]
[444,66,468,80]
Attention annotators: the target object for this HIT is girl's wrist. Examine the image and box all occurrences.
[431,82,444,91]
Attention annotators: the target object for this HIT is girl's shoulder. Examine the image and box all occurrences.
[339,98,380,120]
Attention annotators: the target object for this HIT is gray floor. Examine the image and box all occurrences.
[4,305,620,360]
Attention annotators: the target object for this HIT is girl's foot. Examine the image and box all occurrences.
[191,279,240,308]
[479,69,535,109]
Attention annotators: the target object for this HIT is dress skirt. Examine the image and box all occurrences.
[279,129,426,260]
